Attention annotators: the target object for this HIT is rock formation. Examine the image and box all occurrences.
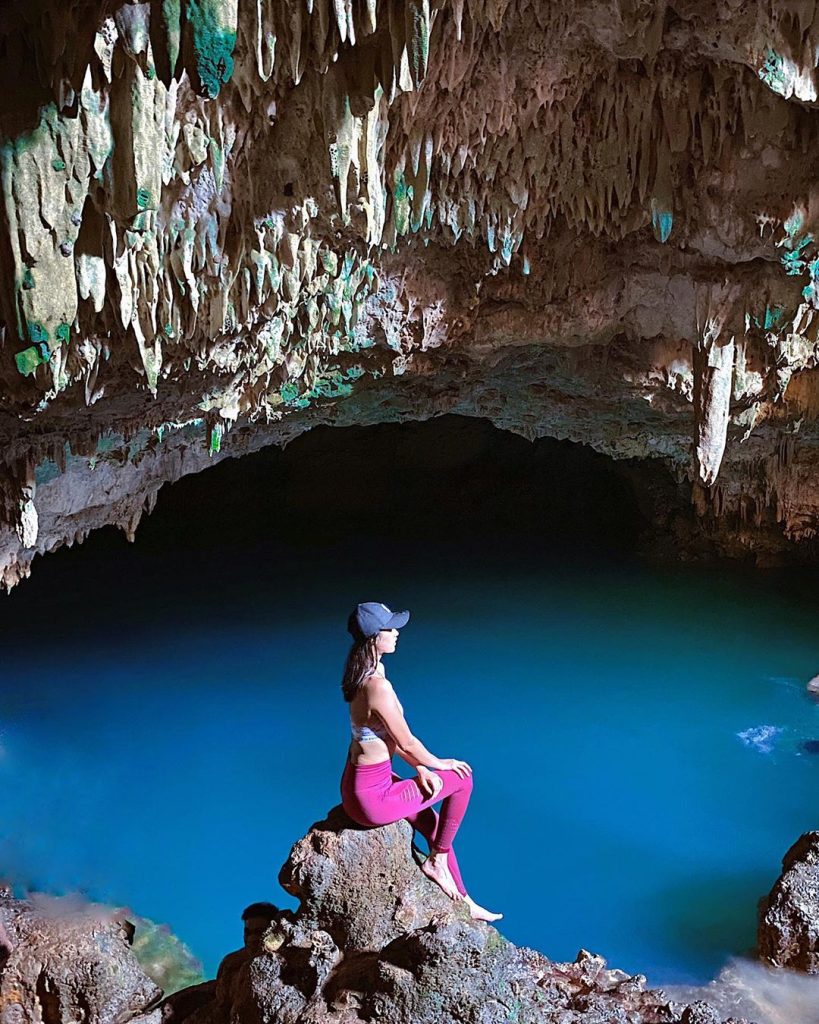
[758,830,819,973]
[3,1,819,586]
[165,805,751,1024]
[0,891,162,1022]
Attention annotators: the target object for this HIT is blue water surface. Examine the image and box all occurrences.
[1,531,817,987]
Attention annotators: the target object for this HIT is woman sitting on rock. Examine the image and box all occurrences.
[340,601,502,923]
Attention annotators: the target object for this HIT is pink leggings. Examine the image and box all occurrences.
[340,756,473,896]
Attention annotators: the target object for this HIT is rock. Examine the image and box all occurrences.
[681,1002,722,1024]
[806,675,819,694]
[758,831,819,972]
[0,917,13,966]
[156,980,216,1023]
[2,2,819,586]
[181,804,750,1024]
[0,891,162,1022]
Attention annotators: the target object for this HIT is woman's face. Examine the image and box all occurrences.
[375,628,399,655]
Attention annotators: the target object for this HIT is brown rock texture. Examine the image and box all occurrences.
[177,806,751,1024]
[2,1,819,584]
[758,831,819,973]
[0,892,162,1023]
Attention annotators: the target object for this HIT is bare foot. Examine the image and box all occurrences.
[463,895,503,922]
[420,851,462,901]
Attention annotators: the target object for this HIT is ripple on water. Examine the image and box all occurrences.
[736,725,784,755]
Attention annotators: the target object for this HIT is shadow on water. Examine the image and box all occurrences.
[651,870,774,978]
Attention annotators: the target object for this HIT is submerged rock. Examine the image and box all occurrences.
[758,831,819,972]
[179,805,750,1024]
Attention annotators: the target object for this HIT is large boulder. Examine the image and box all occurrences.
[0,891,162,1023]
[758,831,819,972]
[184,804,750,1024]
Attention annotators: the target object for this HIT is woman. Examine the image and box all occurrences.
[340,601,502,923]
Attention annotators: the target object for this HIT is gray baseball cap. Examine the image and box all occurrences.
[349,602,410,638]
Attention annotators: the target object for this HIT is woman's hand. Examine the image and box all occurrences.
[438,758,472,778]
[416,765,444,798]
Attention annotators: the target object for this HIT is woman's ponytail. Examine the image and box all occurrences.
[341,632,379,702]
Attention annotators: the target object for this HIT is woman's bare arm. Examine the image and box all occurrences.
[392,743,425,768]
[368,679,447,770]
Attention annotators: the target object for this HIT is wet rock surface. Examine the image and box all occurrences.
[758,831,819,973]
[174,805,751,1024]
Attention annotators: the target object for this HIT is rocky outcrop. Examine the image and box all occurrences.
[758,831,819,973]
[0,891,162,1023]
[3,2,819,584]
[177,805,750,1024]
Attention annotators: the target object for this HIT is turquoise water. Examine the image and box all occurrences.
[1,422,818,988]
[2,546,817,986]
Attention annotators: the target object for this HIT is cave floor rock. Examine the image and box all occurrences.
[175,807,751,1024]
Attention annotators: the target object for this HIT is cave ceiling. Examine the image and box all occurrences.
[1,1,819,585]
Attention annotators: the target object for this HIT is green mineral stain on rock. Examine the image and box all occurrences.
[784,210,804,238]
[759,48,788,96]
[280,381,300,404]
[650,200,673,243]
[21,268,35,290]
[15,344,49,376]
[188,0,237,99]
[209,140,225,191]
[392,170,413,236]
[209,423,223,455]
[763,305,785,330]
[306,369,357,401]
[781,238,812,276]
[342,337,375,353]
[778,223,813,277]
[27,321,49,344]
[34,458,61,486]
[804,258,819,301]
[55,322,71,345]
[136,187,152,210]
[51,158,66,171]
[156,0,182,79]
[164,323,174,337]
[96,432,121,454]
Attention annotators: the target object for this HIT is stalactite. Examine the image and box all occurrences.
[0,0,818,585]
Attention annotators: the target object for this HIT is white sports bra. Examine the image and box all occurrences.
[350,690,404,743]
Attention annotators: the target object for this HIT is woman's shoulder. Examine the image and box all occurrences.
[362,672,392,693]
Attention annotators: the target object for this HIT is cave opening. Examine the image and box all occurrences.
[3,413,674,628]
[141,412,657,561]
[3,414,819,994]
